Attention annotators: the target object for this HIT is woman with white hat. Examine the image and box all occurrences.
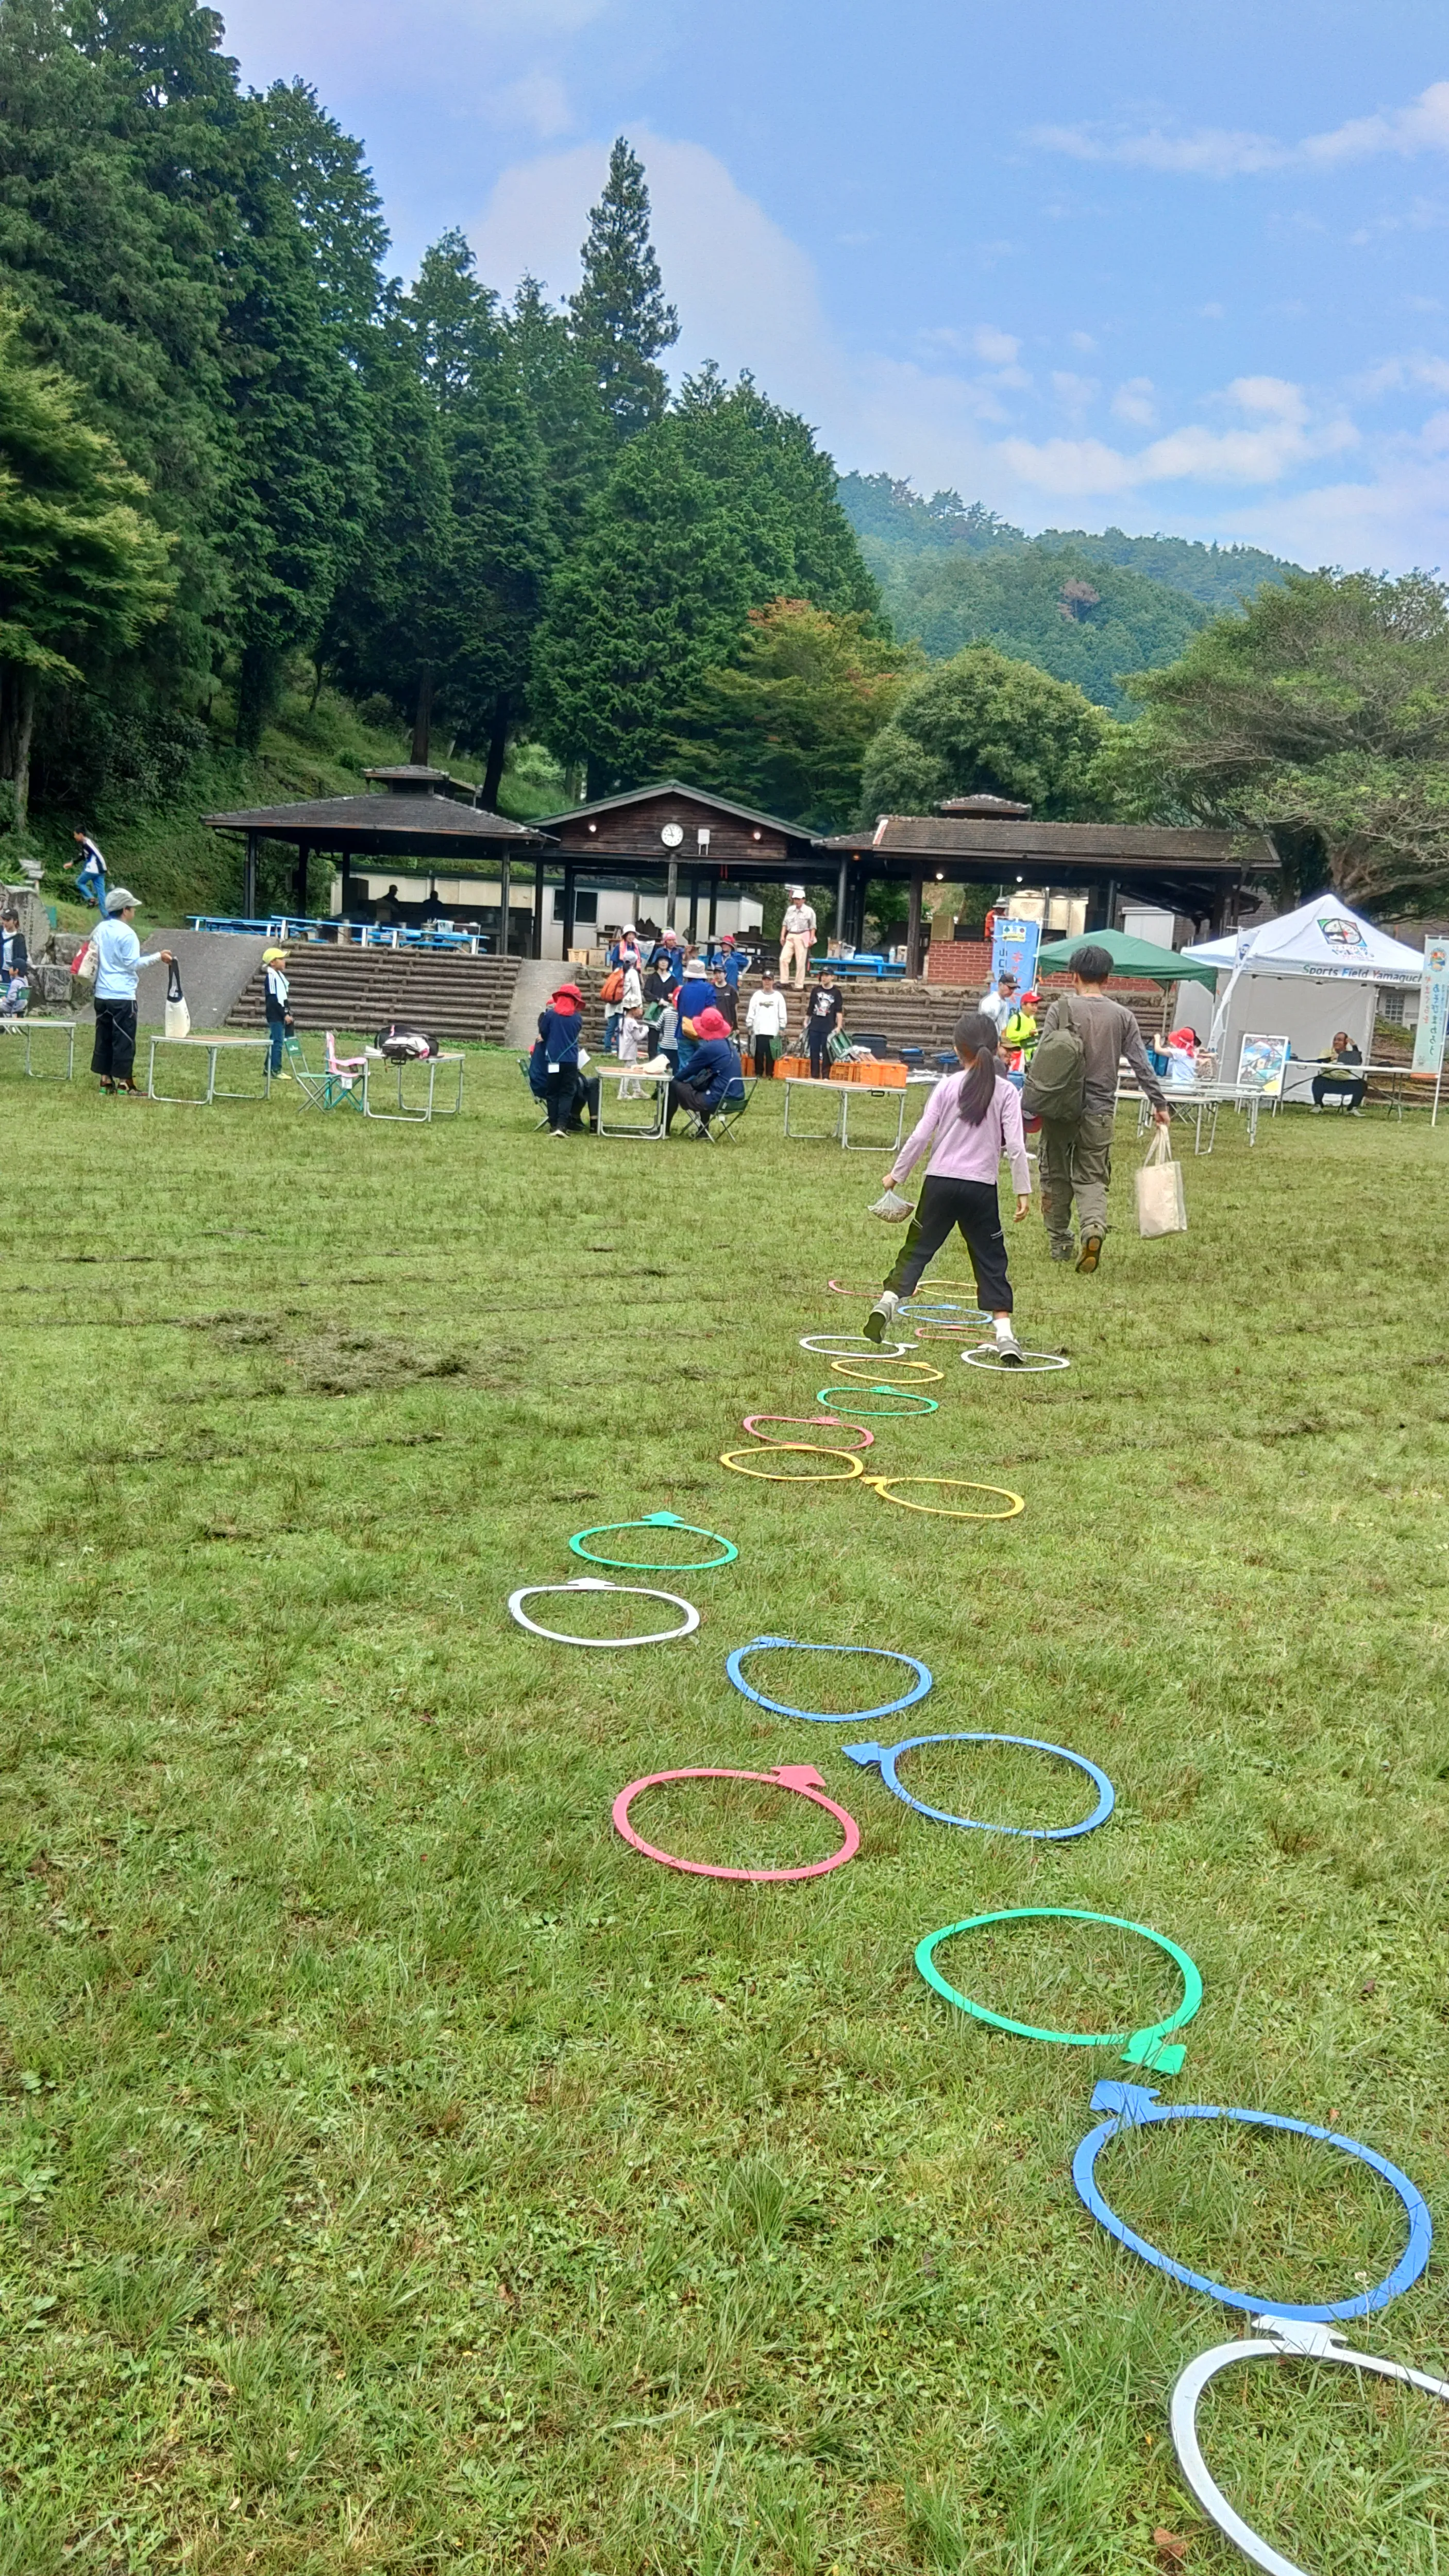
[262,945,292,1075]
[90,891,173,1094]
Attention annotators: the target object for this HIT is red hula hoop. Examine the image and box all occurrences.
[611,1764,862,1883]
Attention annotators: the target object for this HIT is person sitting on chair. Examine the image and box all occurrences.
[1311,1032,1366,1114]
[665,1007,744,1135]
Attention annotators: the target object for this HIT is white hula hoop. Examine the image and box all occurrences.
[799,1332,918,1357]
[507,1578,701,1647]
[960,1344,1071,1374]
[1170,2315,1449,2576]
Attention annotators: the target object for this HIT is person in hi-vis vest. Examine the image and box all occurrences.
[779,887,816,989]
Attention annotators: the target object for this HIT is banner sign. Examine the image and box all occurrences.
[1412,939,1449,1078]
[991,916,1040,994]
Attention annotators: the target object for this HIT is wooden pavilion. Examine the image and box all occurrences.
[205,765,554,925]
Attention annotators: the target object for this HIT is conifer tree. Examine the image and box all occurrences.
[568,138,678,439]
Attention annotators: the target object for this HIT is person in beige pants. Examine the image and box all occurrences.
[779,890,816,989]
[1034,945,1170,1272]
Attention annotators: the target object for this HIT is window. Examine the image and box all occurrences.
[551,889,599,924]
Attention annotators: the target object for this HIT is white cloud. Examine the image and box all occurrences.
[1067,329,1098,354]
[972,324,1021,364]
[1029,80,1449,180]
[1000,378,1354,497]
[1350,353,1449,399]
[1111,376,1157,427]
[488,72,574,139]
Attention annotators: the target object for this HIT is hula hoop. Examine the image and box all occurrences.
[612,1762,860,1884]
[960,1344,1071,1374]
[826,1279,982,1299]
[508,1577,700,1648]
[1073,2081,1433,2322]
[831,1356,943,1384]
[815,1384,939,1418]
[719,1445,865,1483]
[865,1476,1025,1520]
[799,1332,917,1357]
[910,1318,992,1337]
[743,1412,876,1451]
[845,1732,1114,1840]
[568,1512,738,1571]
[726,1635,933,1725]
[1171,2317,1449,2576]
[917,1908,1202,2073]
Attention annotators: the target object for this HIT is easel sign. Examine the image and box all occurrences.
[1236,1032,1290,1097]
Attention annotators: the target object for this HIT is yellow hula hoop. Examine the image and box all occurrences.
[864,1475,1025,1520]
[830,1355,943,1384]
[719,1444,866,1483]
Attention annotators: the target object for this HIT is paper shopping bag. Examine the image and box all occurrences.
[1135,1124,1187,1237]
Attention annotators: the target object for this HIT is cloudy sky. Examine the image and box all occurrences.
[218,0,1449,568]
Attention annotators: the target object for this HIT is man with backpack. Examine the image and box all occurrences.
[1024,944,1170,1272]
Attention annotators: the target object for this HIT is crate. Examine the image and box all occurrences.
[775,1055,813,1079]
[831,1058,907,1088]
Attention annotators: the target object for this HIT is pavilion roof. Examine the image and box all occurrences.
[817,816,1249,868]
[532,777,816,846]
[204,790,553,854]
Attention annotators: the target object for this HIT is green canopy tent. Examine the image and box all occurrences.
[1034,927,1218,994]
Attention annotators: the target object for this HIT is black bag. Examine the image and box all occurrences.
[376,1023,437,1060]
[1022,995,1085,1123]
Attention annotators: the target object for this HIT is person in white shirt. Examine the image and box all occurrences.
[90,889,173,1093]
[980,973,1017,1038]
[779,888,816,989]
[617,1003,649,1096]
[745,970,790,1076]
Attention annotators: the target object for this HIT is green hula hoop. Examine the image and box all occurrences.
[569,1511,738,1572]
[815,1384,939,1417]
[915,1906,1203,2075]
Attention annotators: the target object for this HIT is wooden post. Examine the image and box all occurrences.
[243,831,259,918]
[906,870,924,977]
[293,838,309,921]
[707,875,718,937]
[499,855,511,957]
[532,858,545,959]
[835,856,849,952]
[562,860,576,955]
[688,873,700,941]
[338,851,351,936]
[666,858,678,927]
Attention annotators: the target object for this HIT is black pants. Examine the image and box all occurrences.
[753,1037,775,1078]
[808,1032,831,1079]
[665,1076,711,1131]
[885,1176,1013,1312]
[1312,1073,1366,1109]
[544,1066,599,1131]
[92,998,138,1085]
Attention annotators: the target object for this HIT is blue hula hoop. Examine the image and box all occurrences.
[843,1732,1115,1840]
[1073,2080,1433,2323]
[725,1636,933,1725]
[814,1384,939,1417]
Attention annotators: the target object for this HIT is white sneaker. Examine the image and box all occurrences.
[996,1329,1024,1366]
[864,1290,900,1345]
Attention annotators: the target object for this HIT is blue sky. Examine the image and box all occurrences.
[220,0,1449,569]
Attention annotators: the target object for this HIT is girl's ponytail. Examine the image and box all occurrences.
[951,1010,1000,1128]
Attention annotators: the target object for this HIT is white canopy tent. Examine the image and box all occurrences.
[1183,892,1426,1079]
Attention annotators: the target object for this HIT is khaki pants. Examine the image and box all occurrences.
[1039,1111,1116,1248]
[780,931,811,988]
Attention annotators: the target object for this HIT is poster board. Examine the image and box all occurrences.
[1236,1032,1291,1096]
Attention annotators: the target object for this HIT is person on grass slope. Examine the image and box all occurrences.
[866,1009,1031,1364]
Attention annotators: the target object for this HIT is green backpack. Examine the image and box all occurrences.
[1022,995,1086,1122]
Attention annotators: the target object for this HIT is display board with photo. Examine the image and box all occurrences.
[1236,1032,1291,1096]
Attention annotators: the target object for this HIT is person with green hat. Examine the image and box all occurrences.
[262,946,292,1076]
[90,890,172,1094]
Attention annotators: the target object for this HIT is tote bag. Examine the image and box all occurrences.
[164,957,190,1041]
[1135,1123,1187,1237]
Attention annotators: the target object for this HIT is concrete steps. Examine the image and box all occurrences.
[228,948,521,1044]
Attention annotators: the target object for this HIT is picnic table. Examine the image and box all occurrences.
[782,1074,910,1153]
[146,1033,272,1105]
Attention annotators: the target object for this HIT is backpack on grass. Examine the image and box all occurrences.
[1022,995,1085,1124]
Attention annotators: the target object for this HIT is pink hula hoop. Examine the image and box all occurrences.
[611,1764,862,1884]
[741,1411,876,1451]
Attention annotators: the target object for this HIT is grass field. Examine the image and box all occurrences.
[3,1048,1447,2574]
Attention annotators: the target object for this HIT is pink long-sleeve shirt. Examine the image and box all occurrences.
[892,1070,1032,1194]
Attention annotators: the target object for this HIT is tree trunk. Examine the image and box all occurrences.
[237,643,282,752]
[411,663,435,768]
[481,691,511,811]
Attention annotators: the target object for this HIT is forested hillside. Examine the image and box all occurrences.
[837,471,1298,711]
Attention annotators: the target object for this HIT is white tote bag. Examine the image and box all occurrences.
[1136,1124,1187,1236]
[164,957,190,1041]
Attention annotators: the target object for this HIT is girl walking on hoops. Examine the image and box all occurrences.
[866,1010,1032,1363]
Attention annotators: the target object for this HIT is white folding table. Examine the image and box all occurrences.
[0,1017,77,1080]
[594,1064,669,1140]
[363,1051,465,1123]
[146,1034,272,1104]
[782,1074,910,1152]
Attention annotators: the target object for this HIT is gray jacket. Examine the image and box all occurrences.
[1039,992,1167,1114]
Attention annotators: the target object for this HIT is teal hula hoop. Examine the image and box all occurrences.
[569,1511,738,1572]
[916,1906,1204,2075]
[815,1385,939,1417]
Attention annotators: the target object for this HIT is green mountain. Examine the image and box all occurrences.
[837,472,1300,712]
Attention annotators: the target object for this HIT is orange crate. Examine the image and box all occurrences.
[775,1055,813,1079]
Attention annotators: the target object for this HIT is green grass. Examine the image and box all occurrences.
[3,1056,1447,2573]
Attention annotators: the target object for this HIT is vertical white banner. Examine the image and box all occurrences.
[1411,941,1449,1078]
